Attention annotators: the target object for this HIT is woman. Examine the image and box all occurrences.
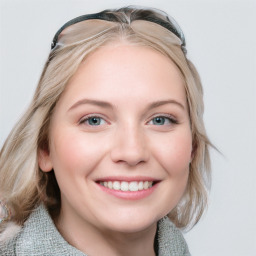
[0,6,211,256]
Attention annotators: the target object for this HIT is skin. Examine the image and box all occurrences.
[39,42,193,256]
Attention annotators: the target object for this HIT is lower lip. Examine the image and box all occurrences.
[97,183,158,200]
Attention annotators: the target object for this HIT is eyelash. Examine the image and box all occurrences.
[79,115,107,126]
[147,114,178,126]
[79,114,178,127]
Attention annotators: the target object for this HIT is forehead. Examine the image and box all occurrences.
[58,43,187,110]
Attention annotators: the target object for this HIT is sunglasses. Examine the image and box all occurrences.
[51,6,186,53]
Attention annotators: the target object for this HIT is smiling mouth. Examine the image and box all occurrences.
[98,180,157,192]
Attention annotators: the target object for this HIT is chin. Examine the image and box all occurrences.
[99,212,161,234]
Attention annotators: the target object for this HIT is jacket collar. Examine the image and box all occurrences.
[14,204,190,256]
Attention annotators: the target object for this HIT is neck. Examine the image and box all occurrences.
[55,210,157,256]
[99,227,157,256]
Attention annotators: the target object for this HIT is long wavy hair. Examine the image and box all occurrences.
[0,6,212,231]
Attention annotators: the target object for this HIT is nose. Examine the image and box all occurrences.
[110,124,149,166]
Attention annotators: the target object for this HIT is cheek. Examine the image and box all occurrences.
[153,131,192,175]
[49,129,106,176]
[152,131,192,216]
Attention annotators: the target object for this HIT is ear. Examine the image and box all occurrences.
[38,148,53,172]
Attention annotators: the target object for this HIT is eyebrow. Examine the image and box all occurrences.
[68,98,185,111]
[147,99,185,110]
[68,99,113,111]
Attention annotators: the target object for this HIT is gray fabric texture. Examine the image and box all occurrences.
[0,204,190,255]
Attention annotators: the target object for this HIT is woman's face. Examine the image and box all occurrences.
[39,43,192,234]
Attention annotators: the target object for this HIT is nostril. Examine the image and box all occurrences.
[110,147,149,166]
[110,131,149,166]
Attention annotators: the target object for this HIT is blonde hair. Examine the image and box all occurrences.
[0,7,211,230]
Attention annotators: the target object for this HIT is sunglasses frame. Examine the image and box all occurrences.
[51,7,186,53]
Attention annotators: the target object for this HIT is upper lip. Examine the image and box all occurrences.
[95,176,160,182]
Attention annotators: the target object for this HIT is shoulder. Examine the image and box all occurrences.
[158,216,191,256]
[1,204,86,256]
[0,221,22,255]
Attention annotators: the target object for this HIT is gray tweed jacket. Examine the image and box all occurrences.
[0,204,191,255]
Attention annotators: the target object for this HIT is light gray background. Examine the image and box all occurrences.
[0,0,255,255]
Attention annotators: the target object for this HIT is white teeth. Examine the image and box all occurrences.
[138,181,144,190]
[107,181,113,189]
[143,181,149,189]
[121,181,129,191]
[100,181,154,191]
[113,181,120,190]
[129,181,138,191]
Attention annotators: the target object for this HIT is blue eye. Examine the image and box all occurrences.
[150,116,177,126]
[82,116,106,126]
